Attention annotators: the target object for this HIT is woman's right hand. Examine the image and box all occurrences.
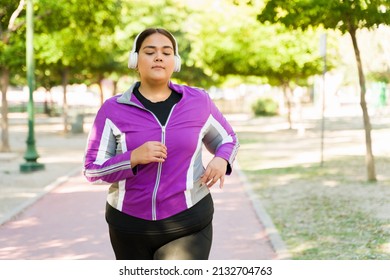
[130,141,167,167]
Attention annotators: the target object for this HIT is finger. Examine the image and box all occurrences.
[219,175,225,189]
[160,146,168,156]
[155,157,165,163]
[152,154,166,163]
[206,176,219,188]
[158,151,167,159]
[158,146,167,155]
[149,150,167,162]
[152,145,167,158]
[157,142,168,151]
[150,142,167,152]
[201,168,212,184]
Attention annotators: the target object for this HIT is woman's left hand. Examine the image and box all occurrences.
[201,156,228,189]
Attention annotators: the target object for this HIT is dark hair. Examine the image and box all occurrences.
[135,28,178,54]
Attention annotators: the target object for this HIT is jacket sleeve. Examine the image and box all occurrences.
[83,104,137,183]
[202,93,240,175]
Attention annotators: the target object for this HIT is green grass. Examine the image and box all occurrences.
[237,132,390,260]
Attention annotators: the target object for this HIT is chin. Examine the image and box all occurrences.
[148,76,170,83]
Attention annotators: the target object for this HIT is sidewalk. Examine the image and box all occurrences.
[0,113,282,260]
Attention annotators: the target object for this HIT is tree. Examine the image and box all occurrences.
[34,0,122,132]
[192,1,323,126]
[251,26,324,128]
[113,0,213,88]
[0,0,26,152]
[258,0,390,182]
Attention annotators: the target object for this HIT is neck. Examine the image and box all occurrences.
[139,81,171,102]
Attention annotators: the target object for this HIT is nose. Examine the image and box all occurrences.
[154,52,163,62]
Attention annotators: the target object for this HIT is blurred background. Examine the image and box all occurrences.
[1,0,389,124]
[1,0,390,260]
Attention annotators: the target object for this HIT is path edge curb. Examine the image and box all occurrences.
[235,161,292,260]
[0,167,82,226]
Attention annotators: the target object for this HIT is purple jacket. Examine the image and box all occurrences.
[83,81,239,220]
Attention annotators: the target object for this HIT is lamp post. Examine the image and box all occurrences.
[319,33,327,167]
[20,0,44,172]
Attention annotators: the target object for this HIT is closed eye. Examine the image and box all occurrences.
[142,45,174,56]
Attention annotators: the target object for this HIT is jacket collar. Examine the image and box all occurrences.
[117,81,184,105]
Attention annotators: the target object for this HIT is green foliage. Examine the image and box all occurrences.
[256,1,390,83]
[191,2,324,88]
[367,71,390,83]
[0,0,27,84]
[33,0,123,87]
[258,0,390,33]
[257,0,390,182]
[251,98,279,116]
[2,0,389,92]
[117,0,214,87]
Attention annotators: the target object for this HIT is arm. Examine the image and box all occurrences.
[201,94,240,188]
[83,105,137,183]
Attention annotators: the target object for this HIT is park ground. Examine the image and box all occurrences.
[0,103,389,260]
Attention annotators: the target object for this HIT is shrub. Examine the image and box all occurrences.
[251,98,278,116]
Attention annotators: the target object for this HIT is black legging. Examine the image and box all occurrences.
[106,194,214,260]
[109,221,212,260]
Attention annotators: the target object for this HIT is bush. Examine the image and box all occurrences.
[251,98,278,116]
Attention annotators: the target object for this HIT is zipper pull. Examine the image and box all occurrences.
[161,126,166,144]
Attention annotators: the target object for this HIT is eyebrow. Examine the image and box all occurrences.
[142,45,174,51]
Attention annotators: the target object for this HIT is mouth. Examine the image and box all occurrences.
[152,65,165,69]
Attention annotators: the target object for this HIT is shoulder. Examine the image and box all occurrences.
[102,95,121,107]
[96,95,121,116]
[170,82,210,100]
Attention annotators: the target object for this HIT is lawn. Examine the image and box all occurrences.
[234,114,390,260]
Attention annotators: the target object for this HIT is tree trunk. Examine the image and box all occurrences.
[282,83,293,129]
[112,80,118,96]
[98,76,104,106]
[349,28,376,182]
[0,68,11,152]
[61,68,69,134]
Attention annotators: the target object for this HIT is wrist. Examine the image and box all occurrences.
[215,156,228,165]
[130,151,138,167]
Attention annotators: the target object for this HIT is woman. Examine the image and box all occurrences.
[83,28,239,260]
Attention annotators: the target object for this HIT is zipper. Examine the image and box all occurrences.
[121,91,179,220]
[150,105,177,220]
[151,126,165,220]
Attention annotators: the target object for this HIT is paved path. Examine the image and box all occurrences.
[0,113,281,260]
[0,168,278,260]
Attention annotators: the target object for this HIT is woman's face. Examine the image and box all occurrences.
[137,33,176,84]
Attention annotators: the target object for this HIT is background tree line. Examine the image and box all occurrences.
[1,0,389,181]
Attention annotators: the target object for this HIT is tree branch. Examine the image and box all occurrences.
[8,0,26,31]
[10,10,53,34]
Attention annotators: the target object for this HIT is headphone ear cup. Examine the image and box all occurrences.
[128,52,138,69]
[174,55,181,72]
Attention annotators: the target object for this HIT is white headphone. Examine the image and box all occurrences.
[128,30,181,72]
